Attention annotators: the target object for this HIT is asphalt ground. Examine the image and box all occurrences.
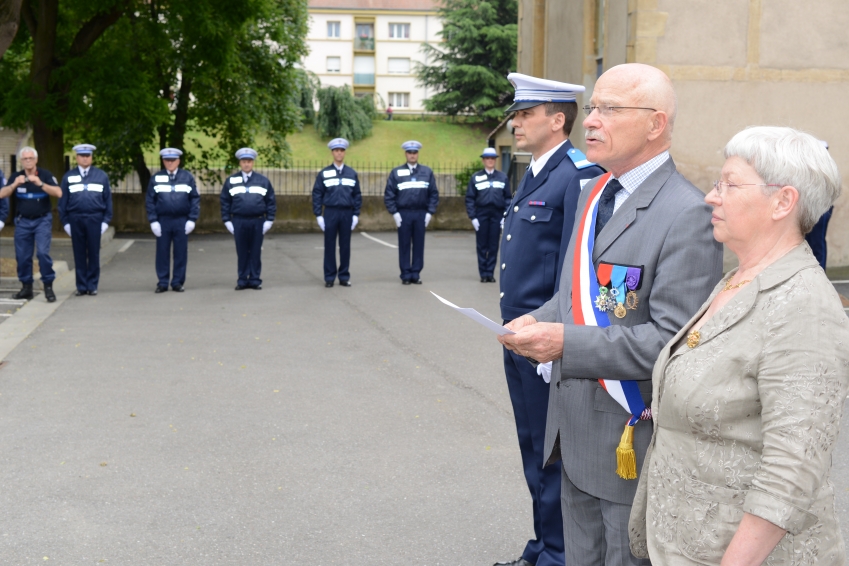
[0,231,847,565]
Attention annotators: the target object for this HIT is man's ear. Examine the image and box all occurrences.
[646,111,669,142]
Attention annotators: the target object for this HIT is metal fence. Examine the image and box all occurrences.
[110,160,477,197]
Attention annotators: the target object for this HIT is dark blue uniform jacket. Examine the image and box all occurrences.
[58,166,113,225]
[0,170,7,223]
[10,167,58,218]
[499,141,605,321]
[220,171,277,221]
[312,164,362,216]
[384,164,439,214]
[145,168,200,222]
[465,169,511,218]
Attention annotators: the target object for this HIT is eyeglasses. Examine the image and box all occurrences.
[582,105,657,117]
[20,156,35,161]
[712,180,782,197]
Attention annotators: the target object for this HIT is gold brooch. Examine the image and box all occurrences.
[687,330,700,348]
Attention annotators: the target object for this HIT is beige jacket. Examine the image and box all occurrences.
[629,243,849,565]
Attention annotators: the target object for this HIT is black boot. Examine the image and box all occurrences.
[13,283,33,300]
[43,282,56,303]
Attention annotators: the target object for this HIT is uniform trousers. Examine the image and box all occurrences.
[155,216,189,288]
[14,213,55,283]
[69,213,103,292]
[397,209,426,281]
[805,206,833,270]
[232,216,264,287]
[323,206,353,283]
[560,470,651,566]
[503,347,565,566]
[475,207,502,278]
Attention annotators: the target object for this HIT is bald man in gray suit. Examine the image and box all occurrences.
[499,64,723,565]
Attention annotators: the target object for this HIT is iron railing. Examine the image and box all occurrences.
[110,160,478,197]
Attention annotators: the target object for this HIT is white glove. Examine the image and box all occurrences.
[185,220,196,235]
[351,215,359,230]
[0,220,4,231]
[392,212,402,228]
[425,213,432,227]
[262,220,273,235]
[500,217,505,229]
[101,222,108,235]
[471,218,480,231]
[150,222,162,237]
[537,361,553,384]
[316,216,325,231]
[224,221,234,234]
[64,224,72,237]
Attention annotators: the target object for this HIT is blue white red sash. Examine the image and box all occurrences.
[570,173,650,427]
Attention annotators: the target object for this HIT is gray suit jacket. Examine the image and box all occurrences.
[529,157,723,505]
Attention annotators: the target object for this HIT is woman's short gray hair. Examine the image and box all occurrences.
[18,146,38,160]
[724,126,841,234]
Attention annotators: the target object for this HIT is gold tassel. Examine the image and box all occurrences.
[615,423,638,480]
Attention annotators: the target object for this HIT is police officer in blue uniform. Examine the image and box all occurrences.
[805,139,833,269]
[145,148,200,293]
[495,74,605,566]
[312,138,362,287]
[221,147,276,290]
[58,144,113,296]
[466,147,512,283]
[384,141,439,284]
[0,146,62,302]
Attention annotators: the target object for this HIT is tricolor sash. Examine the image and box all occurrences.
[570,172,650,479]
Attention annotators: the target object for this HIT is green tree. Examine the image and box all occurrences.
[315,86,374,141]
[416,0,517,120]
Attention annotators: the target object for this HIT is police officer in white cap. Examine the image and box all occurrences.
[145,148,200,293]
[220,147,276,290]
[465,147,511,282]
[495,72,604,566]
[383,140,439,284]
[58,144,113,295]
[312,138,362,287]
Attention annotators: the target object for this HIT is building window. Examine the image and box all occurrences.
[388,23,410,39]
[353,56,375,85]
[388,92,410,108]
[387,57,411,74]
[327,21,341,38]
[355,23,374,51]
[326,56,341,73]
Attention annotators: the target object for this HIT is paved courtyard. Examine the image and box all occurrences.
[0,231,847,564]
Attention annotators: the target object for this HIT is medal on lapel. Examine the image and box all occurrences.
[594,263,616,313]
[610,265,629,319]
[625,266,642,311]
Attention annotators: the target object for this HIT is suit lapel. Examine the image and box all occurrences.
[515,140,575,202]
[593,158,676,261]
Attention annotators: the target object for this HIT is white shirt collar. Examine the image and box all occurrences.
[242,171,252,180]
[529,139,569,177]
[78,166,90,176]
[610,151,671,213]
[484,168,495,175]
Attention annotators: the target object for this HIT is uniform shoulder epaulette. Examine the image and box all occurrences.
[566,147,596,170]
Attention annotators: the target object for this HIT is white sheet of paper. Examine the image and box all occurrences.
[431,292,515,336]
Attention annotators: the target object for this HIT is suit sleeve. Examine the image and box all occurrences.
[220,180,233,222]
[188,177,200,222]
[352,172,362,216]
[0,196,8,223]
[384,172,398,214]
[101,176,113,224]
[58,175,70,225]
[145,178,158,222]
[427,170,439,214]
[312,172,325,216]
[265,180,276,222]
[465,177,477,219]
[559,202,723,381]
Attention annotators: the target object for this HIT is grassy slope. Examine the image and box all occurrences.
[147,121,491,166]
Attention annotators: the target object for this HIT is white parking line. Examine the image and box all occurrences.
[360,232,397,249]
[118,240,135,253]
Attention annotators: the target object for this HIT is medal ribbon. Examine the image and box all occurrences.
[610,265,628,306]
[569,173,649,480]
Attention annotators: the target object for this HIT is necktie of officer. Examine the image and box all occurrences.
[82,169,87,179]
[169,173,175,182]
[594,178,624,238]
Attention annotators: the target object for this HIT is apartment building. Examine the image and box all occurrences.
[305,0,442,113]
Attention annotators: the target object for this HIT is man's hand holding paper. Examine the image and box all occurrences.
[498,317,564,364]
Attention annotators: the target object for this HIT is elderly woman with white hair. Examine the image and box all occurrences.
[629,126,849,564]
